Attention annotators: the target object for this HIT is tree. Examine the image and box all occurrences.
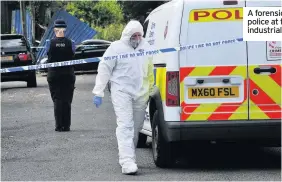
[94,23,125,41]
[90,1,168,41]
[93,1,124,27]
[118,1,167,24]
[66,0,123,27]
[66,0,125,41]
[66,1,97,27]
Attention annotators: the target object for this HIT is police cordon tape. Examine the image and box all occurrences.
[1,38,244,73]
[30,44,112,49]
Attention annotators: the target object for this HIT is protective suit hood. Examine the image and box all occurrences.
[120,20,144,44]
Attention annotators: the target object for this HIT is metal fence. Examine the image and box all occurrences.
[11,9,97,61]
[11,9,33,44]
[36,9,97,61]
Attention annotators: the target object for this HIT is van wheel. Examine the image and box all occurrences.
[137,132,147,148]
[27,72,37,88]
[152,110,174,168]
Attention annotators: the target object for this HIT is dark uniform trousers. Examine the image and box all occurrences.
[47,74,75,129]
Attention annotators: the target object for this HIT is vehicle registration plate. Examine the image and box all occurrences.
[188,86,239,99]
[1,56,13,61]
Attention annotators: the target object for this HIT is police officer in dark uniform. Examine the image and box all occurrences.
[45,19,76,132]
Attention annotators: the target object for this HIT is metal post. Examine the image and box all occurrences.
[31,1,36,44]
[20,0,27,38]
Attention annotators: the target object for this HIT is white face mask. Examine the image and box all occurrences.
[130,39,141,49]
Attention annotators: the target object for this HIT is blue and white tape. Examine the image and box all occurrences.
[1,38,243,73]
[30,44,111,49]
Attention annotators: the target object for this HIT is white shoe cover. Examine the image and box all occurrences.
[122,162,138,175]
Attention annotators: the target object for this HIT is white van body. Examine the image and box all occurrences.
[137,0,281,168]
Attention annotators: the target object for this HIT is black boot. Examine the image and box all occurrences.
[55,127,63,132]
[61,127,70,132]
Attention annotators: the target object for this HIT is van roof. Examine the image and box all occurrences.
[149,0,176,14]
[148,0,223,17]
[147,0,186,18]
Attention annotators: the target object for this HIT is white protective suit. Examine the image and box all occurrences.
[92,20,154,173]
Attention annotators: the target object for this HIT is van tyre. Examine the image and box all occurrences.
[137,132,147,148]
[152,110,174,168]
[27,72,37,88]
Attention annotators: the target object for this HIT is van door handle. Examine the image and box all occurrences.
[254,67,276,74]
[197,79,204,84]
[222,79,230,84]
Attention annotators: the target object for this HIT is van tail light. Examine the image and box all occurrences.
[166,71,180,106]
[18,53,31,61]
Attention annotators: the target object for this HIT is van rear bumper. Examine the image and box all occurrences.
[162,120,281,146]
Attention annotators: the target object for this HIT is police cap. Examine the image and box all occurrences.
[54,19,67,28]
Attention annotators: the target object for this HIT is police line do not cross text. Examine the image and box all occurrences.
[0,38,243,73]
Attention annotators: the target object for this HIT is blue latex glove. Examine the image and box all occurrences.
[93,96,102,108]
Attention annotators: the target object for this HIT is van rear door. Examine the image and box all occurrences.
[246,0,282,120]
[179,1,248,121]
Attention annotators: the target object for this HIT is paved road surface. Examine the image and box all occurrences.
[1,74,281,181]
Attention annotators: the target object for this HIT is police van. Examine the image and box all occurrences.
[137,0,282,168]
